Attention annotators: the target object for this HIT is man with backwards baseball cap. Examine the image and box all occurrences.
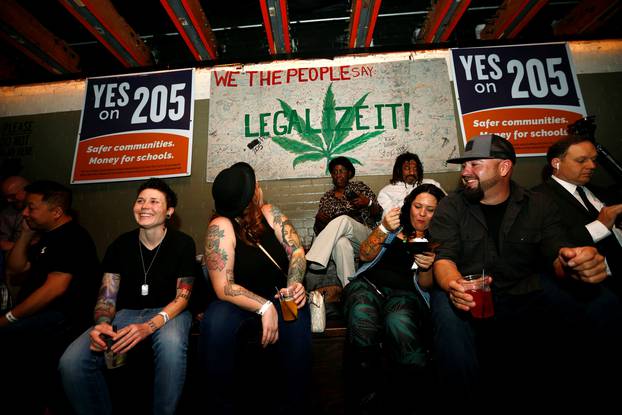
[428,134,621,407]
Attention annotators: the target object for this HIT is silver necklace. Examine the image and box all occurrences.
[138,229,166,296]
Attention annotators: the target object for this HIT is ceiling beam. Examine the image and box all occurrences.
[480,0,549,40]
[58,0,153,68]
[259,0,292,54]
[160,0,218,61]
[348,0,383,49]
[0,0,80,75]
[553,0,621,36]
[418,0,472,44]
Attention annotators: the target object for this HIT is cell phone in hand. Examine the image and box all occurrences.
[345,189,358,200]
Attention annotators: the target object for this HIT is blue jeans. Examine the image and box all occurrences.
[199,299,312,414]
[59,308,192,415]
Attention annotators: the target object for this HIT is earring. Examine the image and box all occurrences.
[166,214,171,219]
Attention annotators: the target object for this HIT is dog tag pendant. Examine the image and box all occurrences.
[141,284,149,296]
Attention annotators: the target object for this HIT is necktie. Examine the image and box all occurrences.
[576,186,600,219]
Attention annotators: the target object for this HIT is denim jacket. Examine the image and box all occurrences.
[348,228,431,308]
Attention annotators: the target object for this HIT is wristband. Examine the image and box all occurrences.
[158,311,170,324]
[378,223,389,234]
[5,310,18,324]
[257,301,272,316]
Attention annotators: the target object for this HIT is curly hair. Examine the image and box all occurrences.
[390,152,423,185]
[399,183,445,236]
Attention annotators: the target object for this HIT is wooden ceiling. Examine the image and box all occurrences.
[0,0,620,85]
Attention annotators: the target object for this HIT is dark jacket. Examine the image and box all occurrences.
[429,181,569,295]
[532,178,621,279]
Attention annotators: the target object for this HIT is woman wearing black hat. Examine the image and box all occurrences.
[199,162,311,414]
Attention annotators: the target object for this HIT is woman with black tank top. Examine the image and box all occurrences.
[199,162,311,414]
[343,183,444,413]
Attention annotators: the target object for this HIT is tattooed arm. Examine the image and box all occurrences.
[263,204,307,308]
[264,204,306,284]
[359,206,400,262]
[359,227,389,262]
[89,273,120,351]
[94,273,120,324]
[206,217,271,310]
[206,216,279,347]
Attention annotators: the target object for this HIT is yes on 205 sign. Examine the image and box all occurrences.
[451,43,586,156]
[71,68,194,184]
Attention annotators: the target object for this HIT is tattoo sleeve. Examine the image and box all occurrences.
[223,269,268,308]
[270,205,305,284]
[287,252,306,284]
[271,206,303,258]
[174,276,194,303]
[359,227,389,261]
[94,273,120,324]
[205,225,228,272]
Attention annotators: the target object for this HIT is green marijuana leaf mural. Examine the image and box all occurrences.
[271,84,384,172]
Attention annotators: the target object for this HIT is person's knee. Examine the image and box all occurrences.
[58,339,87,381]
[333,236,354,256]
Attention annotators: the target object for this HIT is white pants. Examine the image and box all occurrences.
[306,215,371,286]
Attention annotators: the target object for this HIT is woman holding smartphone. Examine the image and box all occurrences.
[343,183,445,413]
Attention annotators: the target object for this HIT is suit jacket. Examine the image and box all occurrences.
[532,179,622,281]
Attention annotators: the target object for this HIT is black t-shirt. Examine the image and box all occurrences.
[103,228,196,310]
[20,220,101,328]
[233,218,288,300]
[480,199,509,252]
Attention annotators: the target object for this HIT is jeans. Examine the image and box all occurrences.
[199,299,312,414]
[59,308,192,415]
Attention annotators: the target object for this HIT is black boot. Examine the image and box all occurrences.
[344,344,382,415]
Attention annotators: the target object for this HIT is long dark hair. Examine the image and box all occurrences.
[390,152,423,185]
[399,184,445,236]
[234,195,266,245]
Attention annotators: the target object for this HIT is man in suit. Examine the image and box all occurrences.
[533,135,622,295]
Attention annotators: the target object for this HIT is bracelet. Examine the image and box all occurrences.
[158,311,170,324]
[378,223,389,234]
[5,310,18,324]
[257,301,272,316]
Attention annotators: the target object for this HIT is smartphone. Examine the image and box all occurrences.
[405,241,439,255]
[345,189,358,200]
[405,241,430,255]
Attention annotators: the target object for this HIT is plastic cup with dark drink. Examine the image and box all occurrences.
[102,325,127,369]
[461,274,494,319]
[280,287,298,322]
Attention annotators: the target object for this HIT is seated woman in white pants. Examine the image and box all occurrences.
[306,157,381,286]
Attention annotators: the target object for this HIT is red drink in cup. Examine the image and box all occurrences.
[462,275,494,319]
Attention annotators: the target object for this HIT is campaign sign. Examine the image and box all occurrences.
[451,43,586,155]
[71,69,194,183]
